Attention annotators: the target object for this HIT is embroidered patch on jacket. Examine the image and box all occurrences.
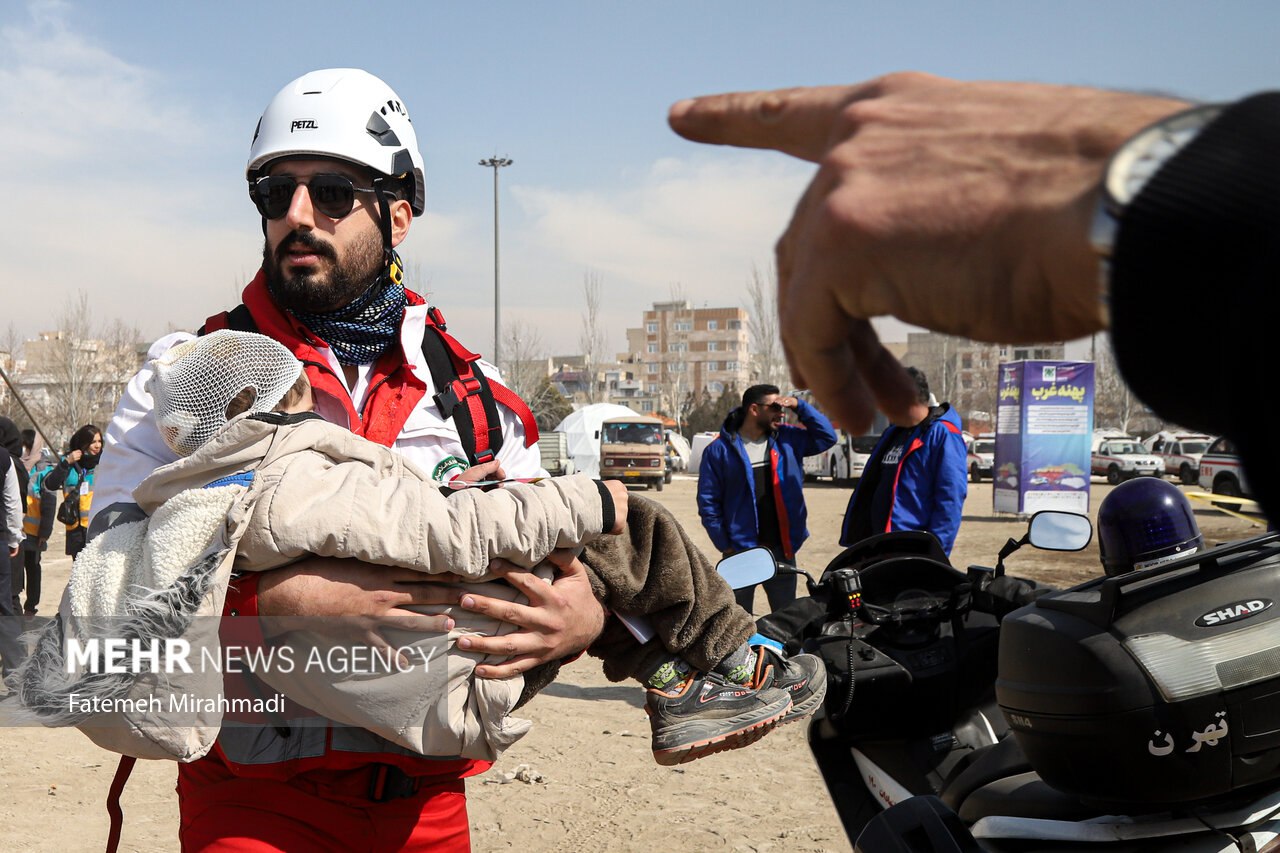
[433,455,469,482]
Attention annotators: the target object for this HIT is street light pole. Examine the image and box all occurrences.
[479,157,512,368]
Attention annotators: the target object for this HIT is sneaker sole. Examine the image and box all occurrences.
[779,669,828,724]
[651,700,792,766]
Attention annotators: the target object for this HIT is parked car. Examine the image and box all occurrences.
[1091,437,1163,484]
[966,434,995,483]
[1157,435,1213,485]
[1199,436,1253,499]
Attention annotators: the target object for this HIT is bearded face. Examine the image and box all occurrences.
[263,226,383,313]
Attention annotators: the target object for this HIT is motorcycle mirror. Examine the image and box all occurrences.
[1027,510,1093,552]
[716,547,777,590]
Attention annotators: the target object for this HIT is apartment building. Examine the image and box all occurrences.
[623,300,753,416]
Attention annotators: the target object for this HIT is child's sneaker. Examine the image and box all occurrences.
[750,646,827,724]
[645,673,792,766]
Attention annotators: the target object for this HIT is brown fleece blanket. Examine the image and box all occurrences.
[516,495,753,706]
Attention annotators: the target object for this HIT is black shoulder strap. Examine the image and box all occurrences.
[419,313,504,465]
[199,303,258,336]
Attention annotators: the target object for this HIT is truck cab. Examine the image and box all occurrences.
[1199,435,1252,499]
[599,416,667,491]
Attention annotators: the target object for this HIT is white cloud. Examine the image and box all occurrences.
[0,4,862,369]
[0,1,247,345]
[515,155,807,292]
[1,180,258,340]
[428,154,817,357]
[0,1,195,171]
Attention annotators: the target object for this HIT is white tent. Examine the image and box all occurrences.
[665,430,692,471]
[553,403,642,477]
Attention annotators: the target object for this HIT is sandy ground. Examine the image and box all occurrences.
[0,475,1260,852]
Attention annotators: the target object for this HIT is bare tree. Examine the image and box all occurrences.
[659,285,691,428]
[500,320,571,430]
[403,260,431,302]
[499,320,544,399]
[578,271,607,404]
[951,354,999,433]
[1,323,23,422]
[1091,336,1160,435]
[30,292,141,446]
[746,263,786,387]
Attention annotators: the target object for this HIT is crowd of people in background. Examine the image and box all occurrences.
[0,417,101,677]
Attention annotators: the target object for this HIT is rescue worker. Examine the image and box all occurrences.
[94,68,605,852]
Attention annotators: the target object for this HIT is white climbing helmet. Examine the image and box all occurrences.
[246,68,426,215]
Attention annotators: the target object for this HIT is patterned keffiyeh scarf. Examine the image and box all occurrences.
[284,277,408,365]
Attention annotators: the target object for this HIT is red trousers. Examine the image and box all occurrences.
[177,758,470,852]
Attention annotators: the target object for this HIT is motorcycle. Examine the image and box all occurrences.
[717,513,1280,852]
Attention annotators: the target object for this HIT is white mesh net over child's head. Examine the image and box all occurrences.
[147,330,304,457]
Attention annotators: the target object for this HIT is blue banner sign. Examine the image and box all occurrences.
[993,361,1095,515]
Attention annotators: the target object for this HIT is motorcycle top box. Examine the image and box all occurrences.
[997,532,1280,808]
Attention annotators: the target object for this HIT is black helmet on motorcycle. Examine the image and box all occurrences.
[1098,477,1203,576]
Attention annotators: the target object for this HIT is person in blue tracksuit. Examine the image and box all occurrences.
[840,368,968,555]
[698,384,837,612]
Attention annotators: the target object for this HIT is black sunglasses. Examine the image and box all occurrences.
[761,402,784,412]
[250,174,380,220]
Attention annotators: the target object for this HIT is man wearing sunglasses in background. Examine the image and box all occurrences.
[697,384,836,614]
[93,68,606,852]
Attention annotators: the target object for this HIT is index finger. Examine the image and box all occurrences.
[668,84,866,162]
[783,303,916,435]
[480,560,557,607]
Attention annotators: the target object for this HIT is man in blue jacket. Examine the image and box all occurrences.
[840,368,968,554]
[698,384,837,612]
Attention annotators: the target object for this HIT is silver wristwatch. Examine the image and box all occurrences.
[1089,102,1225,319]
[1091,102,1226,260]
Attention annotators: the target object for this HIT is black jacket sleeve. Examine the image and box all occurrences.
[42,458,71,492]
[1111,92,1280,524]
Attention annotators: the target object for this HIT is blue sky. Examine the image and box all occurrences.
[3,0,1278,358]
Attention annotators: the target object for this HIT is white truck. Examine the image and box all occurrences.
[1091,434,1163,484]
[965,433,996,483]
[1199,435,1253,500]
[536,432,575,477]
[1150,433,1213,485]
